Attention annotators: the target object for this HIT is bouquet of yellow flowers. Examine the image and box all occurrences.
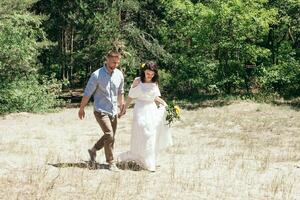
[166,101,181,126]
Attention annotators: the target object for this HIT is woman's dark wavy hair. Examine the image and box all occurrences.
[140,61,159,83]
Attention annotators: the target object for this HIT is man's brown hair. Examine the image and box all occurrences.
[106,49,121,58]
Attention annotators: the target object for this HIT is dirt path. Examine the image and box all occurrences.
[1,101,300,199]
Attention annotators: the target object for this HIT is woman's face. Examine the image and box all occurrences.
[144,69,155,82]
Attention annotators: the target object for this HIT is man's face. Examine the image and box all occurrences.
[106,54,121,72]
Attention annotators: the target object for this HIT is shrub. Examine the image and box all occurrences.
[259,61,300,97]
[0,75,63,114]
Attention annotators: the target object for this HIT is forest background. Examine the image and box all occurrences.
[0,0,299,113]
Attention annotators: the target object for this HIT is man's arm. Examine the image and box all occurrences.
[118,93,125,118]
[78,96,90,119]
[79,72,97,120]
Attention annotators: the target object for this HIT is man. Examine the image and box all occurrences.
[78,50,125,171]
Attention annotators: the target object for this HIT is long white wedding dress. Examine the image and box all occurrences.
[118,81,172,171]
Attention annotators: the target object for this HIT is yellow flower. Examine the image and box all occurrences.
[166,101,181,126]
[174,105,181,115]
[141,63,145,68]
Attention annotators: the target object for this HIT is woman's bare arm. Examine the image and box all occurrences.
[155,96,167,106]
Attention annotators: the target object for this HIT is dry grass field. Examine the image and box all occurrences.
[1,101,300,200]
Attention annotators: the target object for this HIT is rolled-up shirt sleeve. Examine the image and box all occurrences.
[83,73,97,97]
[118,75,124,95]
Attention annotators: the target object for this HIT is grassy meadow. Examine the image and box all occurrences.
[0,101,300,200]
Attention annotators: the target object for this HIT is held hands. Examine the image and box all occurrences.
[118,103,126,118]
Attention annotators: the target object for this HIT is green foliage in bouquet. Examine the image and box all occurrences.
[166,101,181,126]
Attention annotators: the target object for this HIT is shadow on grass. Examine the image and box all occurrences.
[48,161,109,170]
[272,99,300,111]
[176,94,300,111]
[249,93,300,110]
[48,160,144,171]
[174,94,236,110]
[116,161,144,171]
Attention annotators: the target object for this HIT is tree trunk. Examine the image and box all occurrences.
[61,28,66,80]
[70,26,74,86]
[268,27,276,65]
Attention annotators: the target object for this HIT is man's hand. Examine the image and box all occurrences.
[78,96,90,120]
[78,108,85,119]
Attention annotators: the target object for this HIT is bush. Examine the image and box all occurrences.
[259,61,300,97]
[0,75,63,114]
[158,69,172,97]
[165,56,211,98]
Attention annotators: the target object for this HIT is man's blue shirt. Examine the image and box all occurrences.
[84,65,124,116]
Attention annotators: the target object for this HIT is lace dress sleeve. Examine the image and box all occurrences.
[128,78,141,98]
[154,84,161,97]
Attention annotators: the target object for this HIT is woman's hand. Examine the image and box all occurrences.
[132,78,140,88]
[161,100,168,107]
[155,97,168,107]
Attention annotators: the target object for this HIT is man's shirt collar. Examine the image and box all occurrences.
[104,64,114,75]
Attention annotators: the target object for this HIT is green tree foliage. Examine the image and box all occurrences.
[0,0,62,114]
[33,0,169,90]
[159,0,276,95]
[155,0,299,97]
[1,0,300,114]
[0,0,43,81]
[258,0,300,97]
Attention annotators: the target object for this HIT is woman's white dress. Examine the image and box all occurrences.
[118,81,172,171]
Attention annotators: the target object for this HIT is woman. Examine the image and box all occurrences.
[118,61,172,172]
